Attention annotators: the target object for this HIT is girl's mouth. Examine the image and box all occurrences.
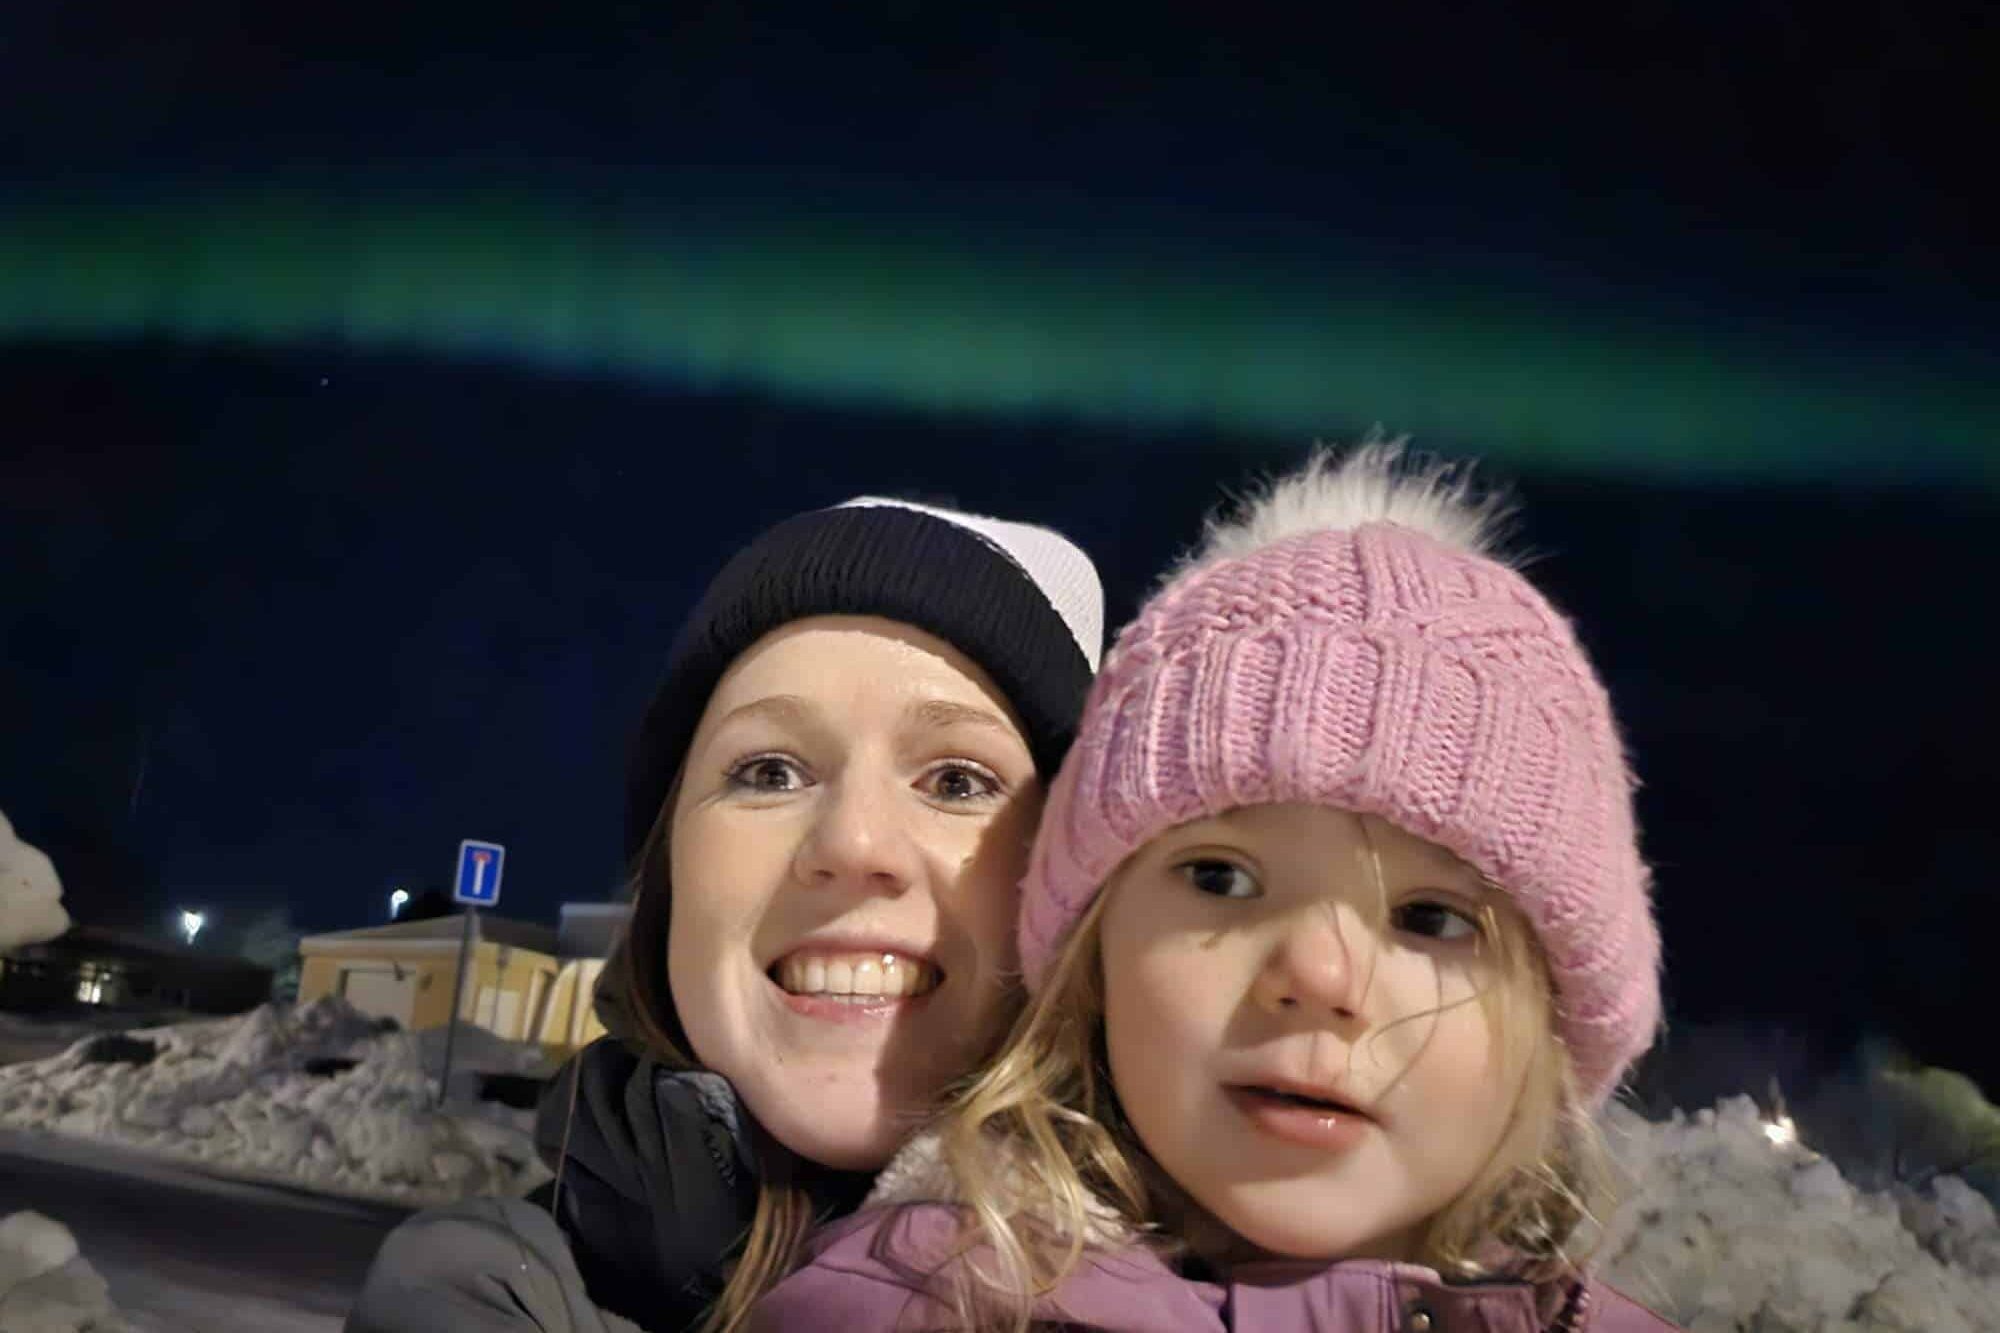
[1224,1083,1375,1153]
[1247,1085,1353,1112]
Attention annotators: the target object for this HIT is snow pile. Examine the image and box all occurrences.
[411,1015,556,1097]
[1600,1095,2000,1331]
[0,998,554,1206]
[0,812,69,952]
[0,1210,133,1333]
[0,1011,199,1069]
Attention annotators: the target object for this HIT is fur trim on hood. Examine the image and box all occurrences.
[862,1130,1138,1249]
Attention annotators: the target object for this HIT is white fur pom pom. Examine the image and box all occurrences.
[1182,436,1516,576]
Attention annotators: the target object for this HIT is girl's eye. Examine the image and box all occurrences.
[726,755,810,793]
[1393,900,1481,942]
[1178,859,1260,899]
[919,762,1001,803]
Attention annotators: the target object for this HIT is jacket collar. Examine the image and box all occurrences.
[865,1130,1569,1332]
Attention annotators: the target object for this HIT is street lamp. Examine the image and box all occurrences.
[179,909,206,946]
[389,888,410,920]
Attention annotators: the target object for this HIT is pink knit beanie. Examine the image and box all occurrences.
[1018,448,1661,1105]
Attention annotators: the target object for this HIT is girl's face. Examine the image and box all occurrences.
[668,616,1041,1171]
[1100,803,1536,1261]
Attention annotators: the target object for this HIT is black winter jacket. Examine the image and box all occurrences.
[347,1040,868,1333]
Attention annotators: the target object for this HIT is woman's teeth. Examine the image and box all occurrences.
[774,953,939,1000]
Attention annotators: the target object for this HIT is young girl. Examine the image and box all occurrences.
[750,445,1681,1331]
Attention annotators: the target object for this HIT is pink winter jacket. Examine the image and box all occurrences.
[749,1136,1681,1333]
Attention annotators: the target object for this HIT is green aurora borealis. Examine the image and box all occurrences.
[3,189,1992,486]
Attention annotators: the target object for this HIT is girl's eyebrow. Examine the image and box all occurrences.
[1412,844,1487,888]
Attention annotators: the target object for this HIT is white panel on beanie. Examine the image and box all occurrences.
[836,496,1103,670]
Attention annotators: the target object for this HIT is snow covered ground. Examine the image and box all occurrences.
[1,1127,404,1333]
[0,1208,134,1332]
[3,1002,1997,1329]
[1601,1097,2000,1331]
[0,1009,201,1069]
[0,998,553,1207]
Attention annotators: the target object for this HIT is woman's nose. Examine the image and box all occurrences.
[791,771,922,894]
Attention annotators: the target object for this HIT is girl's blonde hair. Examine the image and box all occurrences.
[932,861,1618,1332]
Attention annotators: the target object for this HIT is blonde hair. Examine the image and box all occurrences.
[932,856,1617,1332]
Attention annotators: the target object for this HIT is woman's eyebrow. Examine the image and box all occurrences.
[710,693,818,733]
[904,697,1015,735]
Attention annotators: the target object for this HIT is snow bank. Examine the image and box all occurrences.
[0,1210,133,1333]
[0,999,553,1207]
[1601,1095,2000,1331]
[0,812,69,952]
[0,1011,202,1069]
[9,996,1997,1327]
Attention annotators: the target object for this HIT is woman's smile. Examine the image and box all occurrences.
[667,617,1042,1169]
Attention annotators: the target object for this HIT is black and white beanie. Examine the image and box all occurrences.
[625,497,1104,862]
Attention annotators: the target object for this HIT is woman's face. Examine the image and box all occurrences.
[667,615,1042,1170]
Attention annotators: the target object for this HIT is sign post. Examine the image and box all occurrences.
[437,838,505,1108]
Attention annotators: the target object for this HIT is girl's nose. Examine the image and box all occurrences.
[1250,901,1369,1021]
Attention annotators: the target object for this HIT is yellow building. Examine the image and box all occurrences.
[527,902,630,1055]
[298,914,560,1043]
[297,902,631,1057]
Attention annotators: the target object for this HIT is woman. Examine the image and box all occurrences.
[347,495,1102,1333]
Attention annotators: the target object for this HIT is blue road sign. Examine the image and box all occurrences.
[453,839,505,907]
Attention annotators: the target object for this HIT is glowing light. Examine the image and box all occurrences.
[180,909,206,945]
[1762,1113,1799,1148]
[1,187,1992,489]
[390,888,411,919]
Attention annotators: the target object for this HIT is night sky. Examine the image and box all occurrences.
[3,4,1994,1090]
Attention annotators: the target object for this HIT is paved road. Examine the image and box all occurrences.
[0,1129,411,1332]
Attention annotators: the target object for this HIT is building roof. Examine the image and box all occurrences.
[557,901,631,960]
[300,914,558,957]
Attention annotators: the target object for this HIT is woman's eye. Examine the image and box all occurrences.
[1393,900,1481,942]
[726,755,809,793]
[920,762,1001,803]
[1178,859,1259,899]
